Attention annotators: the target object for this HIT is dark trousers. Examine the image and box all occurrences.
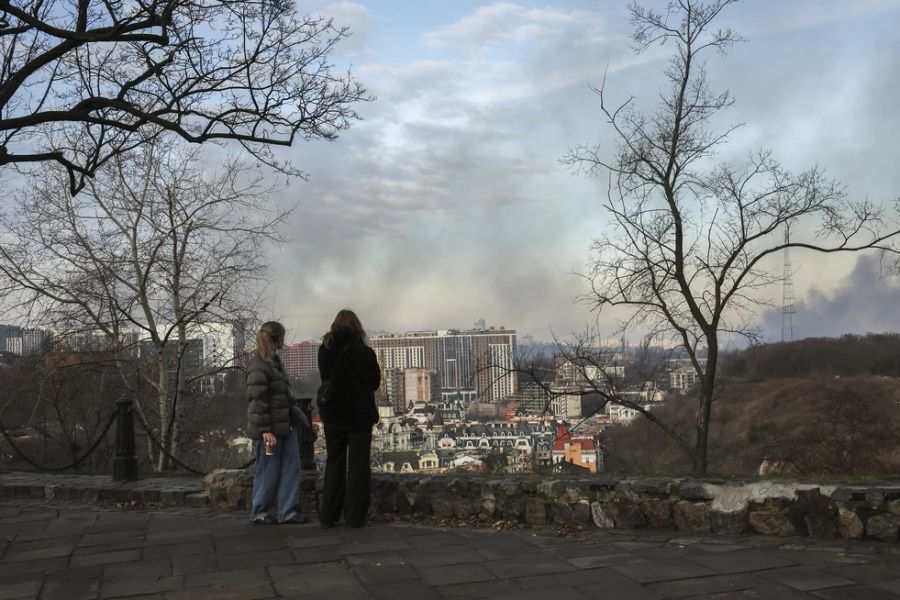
[320,426,372,527]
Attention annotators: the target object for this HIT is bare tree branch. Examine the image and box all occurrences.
[0,0,371,193]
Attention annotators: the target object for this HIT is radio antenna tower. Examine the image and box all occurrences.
[781,226,798,342]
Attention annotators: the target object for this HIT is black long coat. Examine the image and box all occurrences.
[317,331,381,431]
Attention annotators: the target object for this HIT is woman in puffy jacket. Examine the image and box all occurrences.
[246,321,306,524]
[317,309,381,528]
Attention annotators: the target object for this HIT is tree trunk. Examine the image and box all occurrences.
[156,349,170,472]
[693,339,718,476]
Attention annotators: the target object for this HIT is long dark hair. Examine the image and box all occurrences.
[322,308,367,349]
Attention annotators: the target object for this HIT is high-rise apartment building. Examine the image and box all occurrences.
[20,329,50,355]
[281,340,320,379]
[404,368,441,408]
[0,325,51,356]
[370,327,517,406]
[0,325,20,354]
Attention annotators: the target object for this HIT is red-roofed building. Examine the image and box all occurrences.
[552,426,601,473]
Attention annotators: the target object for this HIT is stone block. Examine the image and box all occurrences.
[562,482,590,504]
[184,492,209,508]
[837,506,864,540]
[831,487,868,502]
[76,488,100,503]
[525,497,547,526]
[573,500,591,525]
[430,494,455,519]
[587,480,618,500]
[679,480,715,501]
[674,500,711,533]
[866,514,900,542]
[395,478,419,515]
[796,488,837,538]
[203,468,252,511]
[642,499,674,528]
[501,495,525,521]
[549,502,575,526]
[748,510,796,536]
[611,498,646,529]
[51,486,72,501]
[710,509,747,534]
[590,502,615,529]
[455,498,480,520]
[499,478,522,498]
[629,477,676,497]
[480,497,497,520]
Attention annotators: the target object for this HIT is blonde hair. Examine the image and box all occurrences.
[322,309,367,348]
[255,321,285,361]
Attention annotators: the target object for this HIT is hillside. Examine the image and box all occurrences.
[605,372,900,477]
[720,333,900,379]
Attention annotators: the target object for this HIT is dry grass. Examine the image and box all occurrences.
[605,376,900,478]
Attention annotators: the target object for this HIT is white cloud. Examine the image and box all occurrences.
[422,2,599,51]
[315,1,376,56]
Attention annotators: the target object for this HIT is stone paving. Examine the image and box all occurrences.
[3,499,900,599]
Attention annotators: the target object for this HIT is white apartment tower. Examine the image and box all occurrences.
[371,327,517,406]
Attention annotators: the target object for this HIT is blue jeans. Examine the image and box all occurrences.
[250,429,300,522]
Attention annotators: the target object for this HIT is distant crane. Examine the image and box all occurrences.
[781,227,798,342]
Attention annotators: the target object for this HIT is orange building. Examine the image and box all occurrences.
[552,426,600,473]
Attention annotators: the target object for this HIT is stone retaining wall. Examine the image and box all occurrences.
[203,471,900,543]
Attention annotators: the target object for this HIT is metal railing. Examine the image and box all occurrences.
[0,395,316,480]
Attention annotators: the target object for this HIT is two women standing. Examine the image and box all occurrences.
[246,310,380,528]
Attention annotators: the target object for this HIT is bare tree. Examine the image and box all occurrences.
[0,134,290,470]
[0,0,369,193]
[564,0,900,474]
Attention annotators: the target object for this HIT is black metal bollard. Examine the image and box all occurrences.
[297,397,316,472]
[113,397,138,481]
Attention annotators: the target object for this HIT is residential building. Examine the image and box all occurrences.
[549,385,583,420]
[670,367,698,391]
[552,426,602,473]
[371,327,517,406]
[0,325,51,356]
[608,383,664,423]
[403,368,441,409]
[20,329,50,355]
[0,325,19,354]
[281,340,320,379]
[555,356,625,388]
[4,336,22,355]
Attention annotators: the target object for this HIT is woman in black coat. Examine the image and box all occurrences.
[317,309,381,528]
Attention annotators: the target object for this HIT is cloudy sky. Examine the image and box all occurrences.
[263,0,900,344]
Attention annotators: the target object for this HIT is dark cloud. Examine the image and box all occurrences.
[761,254,900,341]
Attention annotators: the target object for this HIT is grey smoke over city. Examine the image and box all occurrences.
[761,254,900,342]
[144,1,900,343]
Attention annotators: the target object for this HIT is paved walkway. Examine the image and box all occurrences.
[3,499,900,599]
